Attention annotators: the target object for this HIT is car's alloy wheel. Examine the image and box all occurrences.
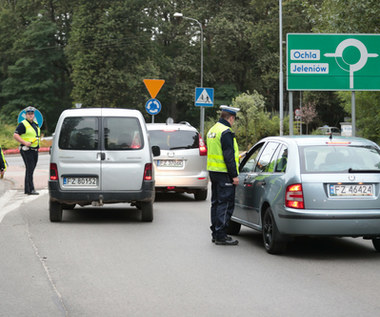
[49,199,63,222]
[262,207,286,254]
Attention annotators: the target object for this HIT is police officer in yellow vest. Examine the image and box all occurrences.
[207,105,240,245]
[0,146,7,179]
[13,106,41,195]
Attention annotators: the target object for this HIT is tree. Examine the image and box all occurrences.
[231,91,279,150]
[300,101,317,134]
[1,18,70,133]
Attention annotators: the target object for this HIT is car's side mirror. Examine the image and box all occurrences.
[152,145,160,157]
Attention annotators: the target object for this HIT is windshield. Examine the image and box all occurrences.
[300,144,380,173]
[148,130,199,151]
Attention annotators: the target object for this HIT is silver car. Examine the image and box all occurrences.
[49,108,160,222]
[147,121,208,200]
[228,135,380,254]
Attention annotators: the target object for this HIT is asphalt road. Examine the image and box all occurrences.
[1,154,380,317]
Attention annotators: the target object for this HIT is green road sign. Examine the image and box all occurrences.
[287,34,380,91]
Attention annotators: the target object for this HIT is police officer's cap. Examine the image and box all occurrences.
[220,105,240,116]
[25,106,36,113]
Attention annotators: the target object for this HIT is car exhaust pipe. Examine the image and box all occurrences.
[91,195,104,206]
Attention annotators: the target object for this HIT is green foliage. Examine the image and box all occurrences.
[0,121,18,149]
[337,91,380,144]
[205,91,280,151]
[233,91,281,150]
[0,0,378,140]
[0,2,72,134]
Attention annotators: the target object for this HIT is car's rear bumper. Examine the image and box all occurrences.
[49,181,155,205]
[277,208,380,237]
[155,171,209,189]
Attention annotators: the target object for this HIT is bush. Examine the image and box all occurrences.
[0,122,18,149]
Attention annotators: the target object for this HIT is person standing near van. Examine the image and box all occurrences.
[13,106,40,195]
[207,105,240,245]
[0,146,7,179]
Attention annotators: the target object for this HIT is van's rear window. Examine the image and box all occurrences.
[104,117,143,150]
[148,130,199,151]
[59,117,99,150]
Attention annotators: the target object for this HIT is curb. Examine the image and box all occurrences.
[3,147,50,155]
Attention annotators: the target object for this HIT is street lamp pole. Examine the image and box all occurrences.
[174,12,205,137]
[279,0,284,136]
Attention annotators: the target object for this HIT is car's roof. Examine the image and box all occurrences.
[260,135,378,147]
[147,122,198,132]
[61,108,143,117]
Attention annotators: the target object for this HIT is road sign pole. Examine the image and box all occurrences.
[351,91,356,137]
[289,91,293,135]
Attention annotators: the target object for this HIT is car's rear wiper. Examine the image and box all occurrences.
[170,146,192,150]
[348,168,380,173]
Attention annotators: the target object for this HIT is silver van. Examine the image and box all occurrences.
[49,108,160,222]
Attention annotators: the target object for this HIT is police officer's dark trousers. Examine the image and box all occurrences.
[209,171,235,241]
[20,148,38,194]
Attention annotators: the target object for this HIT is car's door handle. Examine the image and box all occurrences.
[98,152,106,160]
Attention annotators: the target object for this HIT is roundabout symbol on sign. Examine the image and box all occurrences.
[145,98,161,115]
[324,39,379,89]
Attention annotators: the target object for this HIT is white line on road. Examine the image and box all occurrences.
[0,189,48,223]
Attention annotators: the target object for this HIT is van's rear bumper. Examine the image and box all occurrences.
[49,181,155,205]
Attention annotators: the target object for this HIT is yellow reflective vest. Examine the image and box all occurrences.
[207,122,239,174]
[21,119,40,148]
[0,147,6,171]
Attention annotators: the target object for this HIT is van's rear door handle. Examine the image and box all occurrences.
[98,152,106,160]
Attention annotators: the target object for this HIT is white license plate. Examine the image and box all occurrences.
[63,177,97,186]
[157,160,183,168]
[329,184,374,196]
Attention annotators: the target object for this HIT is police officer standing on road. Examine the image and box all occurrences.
[13,106,40,195]
[207,105,240,245]
[0,146,7,179]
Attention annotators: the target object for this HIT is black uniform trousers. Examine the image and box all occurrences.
[20,148,38,194]
[209,171,236,241]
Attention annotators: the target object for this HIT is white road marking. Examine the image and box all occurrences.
[0,189,48,223]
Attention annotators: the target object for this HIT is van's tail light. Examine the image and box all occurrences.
[50,163,58,181]
[144,163,153,181]
[285,183,304,209]
[199,134,207,156]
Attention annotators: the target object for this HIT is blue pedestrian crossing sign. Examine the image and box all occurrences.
[195,87,214,107]
[145,98,162,115]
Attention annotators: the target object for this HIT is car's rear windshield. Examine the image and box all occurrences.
[59,117,99,150]
[149,130,199,150]
[300,144,380,173]
[58,116,143,150]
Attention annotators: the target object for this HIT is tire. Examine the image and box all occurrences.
[49,199,63,222]
[194,189,207,201]
[372,238,380,252]
[141,201,153,222]
[262,207,287,254]
[62,203,76,210]
[226,220,241,235]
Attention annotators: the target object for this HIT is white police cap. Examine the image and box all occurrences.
[25,106,36,112]
[220,105,240,115]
